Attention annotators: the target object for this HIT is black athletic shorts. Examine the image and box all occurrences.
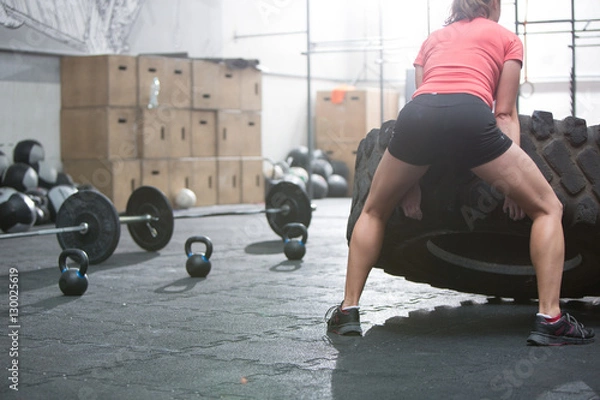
[388,93,513,170]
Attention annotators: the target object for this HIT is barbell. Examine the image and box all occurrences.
[0,181,313,265]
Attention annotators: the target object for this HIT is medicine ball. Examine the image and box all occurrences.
[175,188,197,209]
[26,187,50,225]
[313,149,330,162]
[311,174,329,199]
[2,162,39,192]
[330,159,350,181]
[26,187,49,205]
[327,174,349,197]
[289,166,309,183]
[0,187,17,202]
[272,164,285,180]
[276,160,290,176]
[311,158,334,179]
[47,184,78,221]
[13,139,45,165]
[263,160,285,181]
[56,172,75,186]
[0,191,37,233]
[33,161,58,189]
[0,150,9,180]
[263,160,275,180]
[282,174,307,192]
[286,146,310,170]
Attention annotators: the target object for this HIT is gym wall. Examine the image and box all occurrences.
[0,0,599,180]
[0,52,62,171]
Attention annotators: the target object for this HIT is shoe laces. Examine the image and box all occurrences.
[324,304,341,322]
[564,313,590,337]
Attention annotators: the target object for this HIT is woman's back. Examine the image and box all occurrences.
[414,17,522,108]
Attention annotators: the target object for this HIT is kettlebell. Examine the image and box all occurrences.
[282,223,308,260]
[58,249,89,296]
[185,236,213,277]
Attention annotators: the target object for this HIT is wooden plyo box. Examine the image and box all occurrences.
[62,158,141,211]
[61,55,138,108]
[315,88,399,144]
[138,107,191,158]
[60,107,138,160]
[138,56,192,109]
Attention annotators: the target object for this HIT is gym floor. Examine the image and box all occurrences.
[1,197,599,399]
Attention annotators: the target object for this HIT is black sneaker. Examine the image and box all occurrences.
[527,312,595,346]
[325,304,362,336]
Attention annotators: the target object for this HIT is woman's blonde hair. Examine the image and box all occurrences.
[445,0,495,25]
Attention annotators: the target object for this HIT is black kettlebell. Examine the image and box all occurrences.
[185,236,213,277]
[282,223,308,260]
[58,249,89,296]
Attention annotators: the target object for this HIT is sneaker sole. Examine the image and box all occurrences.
[527,332,595,346]
[328,323,362,336]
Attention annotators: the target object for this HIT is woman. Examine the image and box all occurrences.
[326,0,594,346]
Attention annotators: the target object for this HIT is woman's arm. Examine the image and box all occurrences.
[494,60,521,145]
[495,59,526,220]
[398,65,426,220]
[415,65,424,89]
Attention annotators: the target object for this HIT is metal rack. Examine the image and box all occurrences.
[514,0,600,116]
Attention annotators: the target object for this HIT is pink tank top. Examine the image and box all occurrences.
[413,18,523,108]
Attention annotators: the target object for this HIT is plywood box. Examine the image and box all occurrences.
[138,56,192,109]
[138,107,191,158]
[191,60,220,110]
[138,107,169,158]
[241,112,262,157]
[167,108,192,158]
[241,157,264,204]
[215,111,262,157]
[192,60,241,110]
[191,110,217,157]
[191,157,218,206]
[61,107,138,160]
[165,158,219,208]
[216,111,243,157]
[240,66,262,111]
[168,159,194,207]
[315,88,399,146]
[141,159,170,197]
[61,55,138,108]
[161,57,192,109]
[217,158,241,205]
[62,158,141,211]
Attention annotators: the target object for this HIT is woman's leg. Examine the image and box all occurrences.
[471,143,564,317]
[342,150,429,308]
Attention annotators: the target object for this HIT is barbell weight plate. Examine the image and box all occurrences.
[56,190,120,265]
[126,186,174,252]
[265,181,312,237]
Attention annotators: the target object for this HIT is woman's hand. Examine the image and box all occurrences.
[503,196,526,220]
[401,184,423,220]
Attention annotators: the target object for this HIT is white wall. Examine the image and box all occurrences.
[0,53,61,169]
[126,0,223,57]
[0,0,598,168]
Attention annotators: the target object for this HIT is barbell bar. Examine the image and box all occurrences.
[0,223,89,239]
[0,181,313,265]
[121,204,291,223]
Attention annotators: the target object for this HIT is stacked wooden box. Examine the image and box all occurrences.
[314,88,399,195]
[60,55,263,211]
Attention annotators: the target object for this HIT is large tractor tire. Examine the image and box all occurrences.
[347,111,600,299]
